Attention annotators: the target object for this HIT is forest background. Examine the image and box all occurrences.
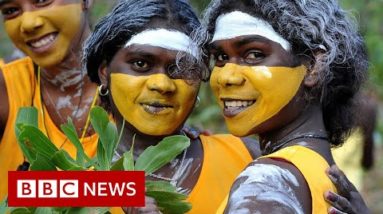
[0,0,382,213]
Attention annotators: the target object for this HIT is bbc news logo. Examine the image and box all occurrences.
[8,171,145,207]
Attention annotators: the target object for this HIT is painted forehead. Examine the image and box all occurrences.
[124,28,198,58]
[211,11,291,51]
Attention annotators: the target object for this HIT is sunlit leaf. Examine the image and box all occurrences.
[18,125,58,159]
[30,154,57,171]
[135,135,190,175]
[61,118,90,166]
[15,107,39,162]
[52,150,85,171]
[90,107,118,167]
[146,181,177,193]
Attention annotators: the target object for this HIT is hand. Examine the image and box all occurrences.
[325,165,370,214]
[181,125,212,139]
[123,196,161,214]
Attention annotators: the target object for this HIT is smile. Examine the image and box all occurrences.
[141,102,174,114]
[27,33,58,53]
[222,99,255,117]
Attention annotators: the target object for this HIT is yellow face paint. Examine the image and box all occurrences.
[210,63,306,136]
[4,3,83,68]
[110,73,199,136]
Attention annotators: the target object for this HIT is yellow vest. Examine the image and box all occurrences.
[217,145,336,213]
[0,57,98,201]
[110,134,252,214]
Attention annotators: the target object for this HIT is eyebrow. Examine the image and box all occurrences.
[0,0,12,7]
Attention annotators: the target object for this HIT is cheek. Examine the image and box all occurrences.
[175,81,199,110]
[45,4,83,39]
[4,19,23,44]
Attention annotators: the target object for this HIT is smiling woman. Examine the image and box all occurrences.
[204,0,368,213]
[82,0,257,213]
[0,0,98,201]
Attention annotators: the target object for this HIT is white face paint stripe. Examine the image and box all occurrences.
[211,11,291,51]
[125,28,198,58]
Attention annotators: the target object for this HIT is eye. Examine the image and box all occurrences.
[244,50,265,64]
[33,0,52,7]
[1,6,21,19]
[212,52,229,67]
[131,60,150,72]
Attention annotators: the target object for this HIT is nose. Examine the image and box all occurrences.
[146,74,176,95]
[20,12,44,34]
[217,66,246,87]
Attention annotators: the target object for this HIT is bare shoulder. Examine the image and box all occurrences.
[224,158,311,214]
[0,68,9,138]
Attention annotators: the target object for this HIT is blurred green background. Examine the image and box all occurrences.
[0,0,382,213]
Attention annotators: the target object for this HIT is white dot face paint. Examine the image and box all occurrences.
[125,28,198,58]
[211,11,291,51]
[227,163,304,214]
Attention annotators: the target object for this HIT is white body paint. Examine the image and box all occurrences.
[211,11,291,51]
[228,163,304,214]
[44,69,83,92]
[125,29,198,58]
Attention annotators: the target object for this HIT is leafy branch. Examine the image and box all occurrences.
[1,106,191,214]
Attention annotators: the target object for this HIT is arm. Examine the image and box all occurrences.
[325,165,370,214]
[0,68,10,139]
[224,158,311,214]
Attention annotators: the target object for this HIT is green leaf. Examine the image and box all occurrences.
[15,107,39,162]
[0,196,8,214]
[52,150,85,171]
[60,118,90,166]
[95,139,109,170]
[34,207,55,214]
[90,106,118,167]
[123,150,134,171]
[18,125,58,159]
[146,181,177,193]
[156,200,192,214]
[123,133,135,171]
[146,190,188,201]
[110,156,124,171]
[30,153,57,171]
[135,135,190,175]
[10,207,33,214]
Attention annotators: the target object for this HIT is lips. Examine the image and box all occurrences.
[141,102,174,114]
[26,32,58,53]
[222,99,256,117]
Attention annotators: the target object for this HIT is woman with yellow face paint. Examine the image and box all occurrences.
[83,0,258,213]
[204,0,369,213]
[0,0,98,201]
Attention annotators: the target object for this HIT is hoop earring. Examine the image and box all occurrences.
[195,96,200,107]
[98,84,109,96]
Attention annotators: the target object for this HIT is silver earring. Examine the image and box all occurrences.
[98,84,109,96]
[195,96,200,107]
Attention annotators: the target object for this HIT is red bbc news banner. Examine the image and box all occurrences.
[8,171,145,207]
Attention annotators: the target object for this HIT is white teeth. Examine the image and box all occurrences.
[30,34,56,48]
[224,100,254,108]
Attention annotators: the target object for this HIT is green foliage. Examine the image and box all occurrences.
[1,106,192,214]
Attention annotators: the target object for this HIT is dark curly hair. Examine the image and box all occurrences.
[204,0,369,146]
[83,0,208,85]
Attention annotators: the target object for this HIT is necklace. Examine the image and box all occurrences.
[262,133,328,155]
[148,147,188,186]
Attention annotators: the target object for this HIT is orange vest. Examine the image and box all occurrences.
[0,57,98,201]
[110,134,252,214]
